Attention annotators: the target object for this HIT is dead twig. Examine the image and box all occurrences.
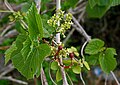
[41,68,48,85]
[0,76,28,85]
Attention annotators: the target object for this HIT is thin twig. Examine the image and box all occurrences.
[41,68,48,85]
[63,28,75,45]
[72,16,91,41]
[111,71,120,85]
[52,40,58,46]
[73,2,86,12]
[0,64,27,85]
[59,57,69,85]
[0,76,28,85]
[20,20,28,29]
[104,74,108,85]
[0,10,13,13]
[0,64,13,73]
[0,29,18,45]
[41,69,44,85]
[81,41,87,59]
[4,0,28,29]
[69,7,85,15]
[49,62,57,85]
[4,0,14,12]
[66,72,74,85]
[78,10,85,22]
[0,23,15,37]
[4,29,18,37]
[34,0,41,13]
[0,64,14,78]
[80,72,86,85]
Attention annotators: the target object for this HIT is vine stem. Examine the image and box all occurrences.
[80,72,86,85]
[80,41,87,85]
[56,0,69,85]
[104,74,108,85]
[81,41,87,59]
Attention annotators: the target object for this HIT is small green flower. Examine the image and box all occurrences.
[47,9,73,37]
[9,11,24,22]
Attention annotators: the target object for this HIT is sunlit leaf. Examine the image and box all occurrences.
[72,65,81,74]
[26,4,43,40]
[51,61,59,70]
[56,69,62,82]
[85,39,104,55]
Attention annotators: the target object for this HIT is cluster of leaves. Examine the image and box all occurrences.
[50,46,90,82]
[86,0,120,18]
[5,4,51,79]
[85,39,117,73]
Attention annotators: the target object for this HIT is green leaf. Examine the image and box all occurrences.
[12,44,51,79]
[86,54,99,65]
[83,61,90,70]
[99,48,117,73]
[42,14,55,38]
[85,39,104,55]
[67,46,79,57]
[5,34,27,64]
[62,0,79,10]
[15,21,26,34]
[111,0,120,6]
[21,3,31,12]
[56,69,62,82]
[107,48,117,55]
[5,42,17,65]
[98,0,113,6]
[26,4,43,40]
[21,37,31,60]
[15,34,27,51]
[63,59,78,65]
[86,0,114,18]
[72,65,81,74]
[51,61,59,70]
[89,0,97,8]
[86,4,110,18]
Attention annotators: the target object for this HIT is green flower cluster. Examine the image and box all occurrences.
[9,11,25,22]
[47,10,73,37]
[47,10,64,27]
